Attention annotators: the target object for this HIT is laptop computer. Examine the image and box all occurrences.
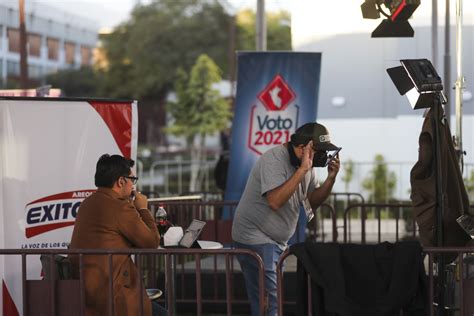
[456,214,474,239]
[179,219,206,248]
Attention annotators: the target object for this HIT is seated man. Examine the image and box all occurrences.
[69,154,166,316]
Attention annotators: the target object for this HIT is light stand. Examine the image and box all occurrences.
[360,0,420,37]
[387,59,447,315]
[432,93,447,316]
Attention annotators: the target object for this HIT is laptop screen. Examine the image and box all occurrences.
[179,219,206,248]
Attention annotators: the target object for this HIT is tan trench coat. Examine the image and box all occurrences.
[69,188,159,316]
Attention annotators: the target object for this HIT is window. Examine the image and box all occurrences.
[64,42,75,65]
[28,64,42,78]
[7,28,20,53]
[28,33,41,57]
[6,60,20,76]
[47,37,59,61]
[80,46,91,66]
[46,67,57,75]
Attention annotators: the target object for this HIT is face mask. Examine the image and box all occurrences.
[312,151,328,167]
[287,143,301,168]
[289,143,327,168]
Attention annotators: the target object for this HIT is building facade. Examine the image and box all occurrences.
[0,2,98,86]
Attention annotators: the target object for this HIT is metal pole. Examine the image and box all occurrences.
[228,14,236,93]
[256,0,266,51]
[454,0,464,169]
[443,0,451,122]
[432,0,438,68]
[433,96,446,316]
[19,0,29,91]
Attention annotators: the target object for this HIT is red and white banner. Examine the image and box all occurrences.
[0,98,138,315]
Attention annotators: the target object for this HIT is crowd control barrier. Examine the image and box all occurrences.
[277,247,474,316]
[0,248,265,316]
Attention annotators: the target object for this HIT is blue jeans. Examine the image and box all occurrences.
[234,241,284,316]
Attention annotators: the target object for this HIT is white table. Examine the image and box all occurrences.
[196,240,223,249]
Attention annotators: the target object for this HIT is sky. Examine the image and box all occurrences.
[3,0,291,30]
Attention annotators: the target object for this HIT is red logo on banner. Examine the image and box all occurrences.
[257,74,296,111]
[248,74,299,155]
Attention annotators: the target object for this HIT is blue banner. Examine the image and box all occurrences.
[225,52,322,203]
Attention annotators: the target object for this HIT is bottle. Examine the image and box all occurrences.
[155,205,168,242]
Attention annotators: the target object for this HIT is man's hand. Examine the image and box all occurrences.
[299,141,314,172]
[307,153,340,210]
[327,153,340,180]
[133,191,148,210]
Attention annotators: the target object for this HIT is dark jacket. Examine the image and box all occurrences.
[290,241,427,316]
[410,108,470,248]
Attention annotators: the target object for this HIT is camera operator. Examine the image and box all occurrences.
[232,122,341,316]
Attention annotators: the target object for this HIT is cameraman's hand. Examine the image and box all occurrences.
[299,141,314,172]
[133,191,148,210]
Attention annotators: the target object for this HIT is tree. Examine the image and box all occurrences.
[466,169,474,201]
[100,0,231,100]
[235,9,292,51]
[46,67,104,97]
[166,54,232,191]
[341,159,354,192]
[47,1,292,146]
[97,0,233,145]
[362,154,397,203]
[100,1,292,100]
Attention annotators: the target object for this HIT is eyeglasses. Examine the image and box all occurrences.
[123,176,139,184]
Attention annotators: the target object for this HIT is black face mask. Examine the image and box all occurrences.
[288,143,301,168]
[312,151,328,167]
[288,142,328,168]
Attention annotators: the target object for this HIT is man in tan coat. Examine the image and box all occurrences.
[70,154,165,316]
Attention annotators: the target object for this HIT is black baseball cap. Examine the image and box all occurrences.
[292,122,339,151]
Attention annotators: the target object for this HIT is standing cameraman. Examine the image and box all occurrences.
[232,122,341,316]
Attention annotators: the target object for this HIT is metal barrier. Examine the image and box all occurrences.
[144,159,217,195]
[145,200,240,312]
[343,202,414,243]
[180,191,224,201]
[148,200,239,246]
[276,250,295,316]
[306,203,337,243]
[328,192,365,214]
[423,247,474,316]
[137,159,474,201]
[276,246,474,316]
[1,248,265,316]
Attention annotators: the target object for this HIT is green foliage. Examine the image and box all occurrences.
[341,159,354,192]
[46,67,104,97]
[39,0,291,110]
[236,9,292,51]
[362,154,397,203]
[165,54,232,142]
[101,0,232,100]
[2,78,20,89]
[99,1,292,101]
[466,169,474,200]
